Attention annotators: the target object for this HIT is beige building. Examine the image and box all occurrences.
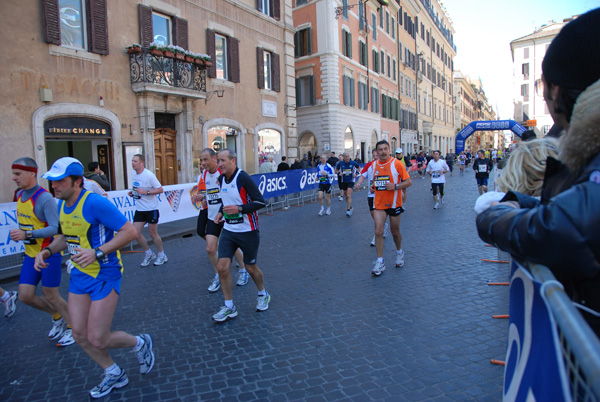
[1,0,296,202]
[413,0,456,154]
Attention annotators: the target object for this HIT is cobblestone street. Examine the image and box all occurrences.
[0,168,510,401]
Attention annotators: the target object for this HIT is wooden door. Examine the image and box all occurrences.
[154,128,177,185]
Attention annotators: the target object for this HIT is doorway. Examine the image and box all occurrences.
[154,128,177,185]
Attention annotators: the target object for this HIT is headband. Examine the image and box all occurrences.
[12,164,38,173]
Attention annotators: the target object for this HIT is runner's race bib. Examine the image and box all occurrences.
[343,168,352,176]
[432,172,441,178]
[478,164,488,173]
[224,212,243,224]
[374,175,390,191]
[319,172,329,182]
[207,188,221,205]
[65,235,81,255]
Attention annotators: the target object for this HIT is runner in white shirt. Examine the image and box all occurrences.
[128,154,167,267]
[191,149,247,293]
[426,150,449,209]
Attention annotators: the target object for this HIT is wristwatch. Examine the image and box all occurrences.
[95,247,105,260]
[26,231,33,239]
[238,205,243,213]
[147,190,151,195]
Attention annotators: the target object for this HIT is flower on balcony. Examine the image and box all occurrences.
[126,43,142,54]
[376,0,390,6]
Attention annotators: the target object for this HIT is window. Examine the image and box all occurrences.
[343,75,355,106]
[386,11,390,34]
[521,83,529,100]
[387,55,391,77]
[342,0,348,19]
[359,42,368,67]
[216,34,228,80]
[421,23,425,40]
[342,30,352,58]
[296,0,309,5]
[393,59,396,80]
[138,5,188,50]
[43,0,109,54]
[523,104,529,121]
[372,49,379,73]
[358,82,368,110]
[257,48,281,91]
[152,12,171,45]
[522,63,529,79]
[372,13,377,40]
[294,27,312,57]
[399,72,404,94]
[380,50,385,75]
[359,2,364,31]
[391,18,395,38]
[380,7,384,28]
[371,87,379,113]
[524,47,529,59]
[258,129,282,165]
[296,75,315,107]
[258,0,280,20]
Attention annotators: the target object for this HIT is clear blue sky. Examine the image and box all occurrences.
[445,0,599,119]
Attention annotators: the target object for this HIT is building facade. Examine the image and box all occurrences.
[510,19,571,137]
[1,0,296,202]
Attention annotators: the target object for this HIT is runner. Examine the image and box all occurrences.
[445,150,455,176]
[473,150,494,195]
[10,157,74,347]
[368,141,412,276]
[129,154,168,267]
[0,287,17,318]
[192,148,247,293]
[212,149,270,322]
[356,149,389,246]
[416,153,426,179]
[394,148,409,205]
[458,152,466,176]
[316,154,335,216]
[335,152,360,217]
[426,151,450,209]
[36,157,155,399]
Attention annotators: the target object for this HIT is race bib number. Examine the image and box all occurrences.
[478,164,488,173]
[432,172,441,178]
[19,224,36,245]
[224,212,243,224]
[207,188,221,205]
[319,172,329,182]
[374,175,390,191]
[342,168,352,176]
[65,235,81,256]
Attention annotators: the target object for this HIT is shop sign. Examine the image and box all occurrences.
[45,117,111,138]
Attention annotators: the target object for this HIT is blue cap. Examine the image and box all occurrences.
[42,157,84,181]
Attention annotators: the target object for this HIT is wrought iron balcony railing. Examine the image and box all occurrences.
[129,48,207,93]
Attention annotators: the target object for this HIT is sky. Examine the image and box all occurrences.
[444,0,599,120]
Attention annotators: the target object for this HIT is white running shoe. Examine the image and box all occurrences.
[326,208,331,215]
[256,293,271,311]
[3,290,17,318]
[48,317,66,340]
[441,197,445,205]
[395,250,405,267]
[134,334,155,374]
[434,202,439,209]
[236,271,249,286]
[370,236,375,247]
[89,369,129,399]
[318,208,324,216]
[208,276,220,292]
[383,222,389,238]
[57,328,75,347]
[372,260,386,276]
[154,254,168,266]
[213,305,238,322]
[140,253,156,267]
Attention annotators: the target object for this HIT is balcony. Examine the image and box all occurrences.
[129,48,207,99]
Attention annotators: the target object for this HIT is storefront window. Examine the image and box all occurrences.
[391,136,398,151]
[59,0,86,49]
[208,126,237,154]
[258,129,281,166]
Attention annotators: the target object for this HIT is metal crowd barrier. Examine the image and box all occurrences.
[0,253,24,280]
[528,263,600,401]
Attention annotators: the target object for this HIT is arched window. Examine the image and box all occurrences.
[344,126,353,154]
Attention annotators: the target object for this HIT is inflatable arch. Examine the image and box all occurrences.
[454,120,526,154]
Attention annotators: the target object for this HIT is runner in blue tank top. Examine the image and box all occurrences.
[335,152,360,217]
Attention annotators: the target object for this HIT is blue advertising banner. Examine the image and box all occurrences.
[252,168,339,199]
[503,264,571,402]
[455,120,527,154]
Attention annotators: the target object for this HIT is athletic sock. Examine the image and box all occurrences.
[145,249,153,257]
[105,363,122,376]
[133,335,144,351]
[258,289,267,297]
[0,292,9,302]
[225,299,234,309]
[157,251,165,257]
[377,257,384,263]
[397,249,404,255]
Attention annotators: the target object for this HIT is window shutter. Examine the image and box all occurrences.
[206,29,216,78]
[229,37,240,83]
[309,75,315,105]
[350,78,355,107]
[342,32,346,57]
[348,33,352,58]
[296,78,301,107]
[173,17,189,50]
[257,47,265,89]
[343,77,349,105]
[294,31,300,57]
[272,0,280,20]
[272,53,280,92]
[88,0,109,55]
[257,0,263,13]
[138,4,153,47]
[307,28,312,54]
[42,0,61,45]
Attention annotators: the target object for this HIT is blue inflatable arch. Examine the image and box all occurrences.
[454,120,526,154]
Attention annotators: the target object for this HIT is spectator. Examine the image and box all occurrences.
[327,152,338,167]
[259,156,276,173]
[307,151,313,167]
[84,161,110,191]
[301,154,309,169]
[476,8,600,334]
[277,156,289,171]
[290,158,303,169]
